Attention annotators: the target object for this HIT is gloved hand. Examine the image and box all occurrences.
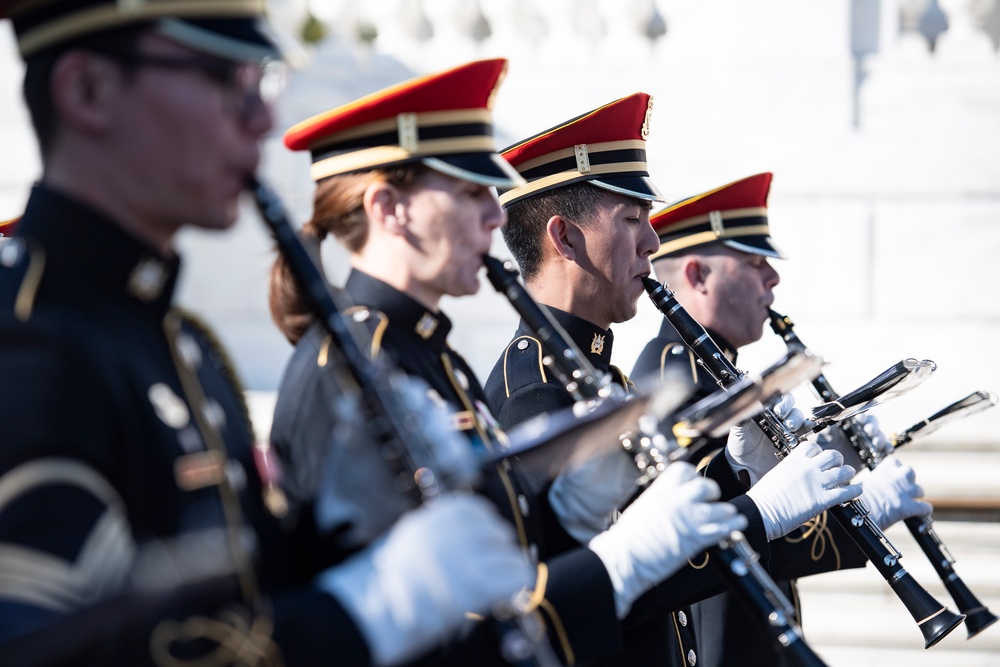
[816,413,893,473]
[860,455,932,530]
[726,393,805,485]
[746,441,861,540]
[318,493,534,666]
[549,447,638,543]
[588,461,747,618]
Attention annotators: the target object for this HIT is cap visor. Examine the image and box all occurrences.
[422,153,526,189]
[155,18,283,62]
[723,236,785,259]
[590,175,665,203]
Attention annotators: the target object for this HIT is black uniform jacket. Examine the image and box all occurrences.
[271,270,621,666]
[483,307,777,667]
[632,318,868,667]
[0,185,369,666]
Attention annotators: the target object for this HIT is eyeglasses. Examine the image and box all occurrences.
[92,49,288,116]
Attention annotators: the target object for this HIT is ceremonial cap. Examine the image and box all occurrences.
[498,93,664,208]
[650,172,783,260]
[1,0,281,61]
[284,58,524,189]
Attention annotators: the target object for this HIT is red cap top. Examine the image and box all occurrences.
[498,93,663,207]
[650,172,783,259]
[284,59,522,188]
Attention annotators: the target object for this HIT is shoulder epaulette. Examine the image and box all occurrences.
[501,335,548,398]
[660,342,699,385]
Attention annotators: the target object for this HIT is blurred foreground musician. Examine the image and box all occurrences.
[0,3,533,665]
[485,97,860,667]
[632,172,931,667]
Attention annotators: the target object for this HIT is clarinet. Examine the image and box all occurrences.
[248,178,561,667]
[641,277,965,648]
[484,256,829,667]
[769,310,998,639]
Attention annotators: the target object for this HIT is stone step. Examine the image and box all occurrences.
[893,450,1000,508]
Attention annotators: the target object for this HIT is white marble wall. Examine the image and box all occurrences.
[2,1,999,444]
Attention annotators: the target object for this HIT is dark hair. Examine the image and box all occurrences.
[269,163,429,344]
[501,182,605,281]
[22,26,148,158]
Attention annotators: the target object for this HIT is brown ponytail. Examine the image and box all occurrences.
[268,164,428,344]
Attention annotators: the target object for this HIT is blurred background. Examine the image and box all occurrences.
[2,1,999,662]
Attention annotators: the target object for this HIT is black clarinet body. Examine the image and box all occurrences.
[484,256,828,667]
[769,309,997,640]
[249,178,560,667]
[641,277,965,648]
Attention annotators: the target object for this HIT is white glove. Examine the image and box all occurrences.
[588,462,747,618]
[746,441,861,540]
[726,393,805,485]
[318,493,534,666]
[860,456,932,530]
[549,448,638,543]
[816,413,893,473]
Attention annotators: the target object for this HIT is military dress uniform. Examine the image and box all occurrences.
[0,186,371,666]
[271,59,627,665]
[484,307,780,667]
[348,271,621,664]
[633,173,867,667]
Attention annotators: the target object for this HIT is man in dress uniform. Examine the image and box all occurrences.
[270,59,752,667]
[0,3,535,666]
[483,95,862,667]
[632,172,933,667]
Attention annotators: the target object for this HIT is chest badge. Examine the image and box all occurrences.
[148,383,190,429]
[415,313,438,339]
[590,333,605,355]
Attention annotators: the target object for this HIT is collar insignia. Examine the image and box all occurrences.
[415,312,439,339]
[590,333,605,355]
[127,257,167,301]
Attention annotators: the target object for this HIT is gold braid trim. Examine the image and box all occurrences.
[537,599,575,667]
[688,551,710,570]
[784,510,840,569]
[150,607,282,667]
[174,309,253,438]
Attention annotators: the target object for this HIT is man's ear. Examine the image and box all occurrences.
[50,51,121,135]
[544,215,579,261]
[683,257,711,294]
[363,181,405,236]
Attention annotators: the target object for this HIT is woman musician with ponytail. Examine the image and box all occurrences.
[268,61,748,667]
[633,173,954,666]
[483,100,858,667]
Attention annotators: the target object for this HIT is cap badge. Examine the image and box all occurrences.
[574,144,592,173]
[128,257,167,301]
[709,210,725,237]
[415,312,438,339]
[397,113,419,152]
[149,383,190,430]
[641,97,654,139]
[590,333,605,355]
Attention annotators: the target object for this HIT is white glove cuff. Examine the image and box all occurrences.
[318,539,439,667]
[588,531,638,619]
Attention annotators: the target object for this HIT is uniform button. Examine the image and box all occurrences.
[517,494,530,517]
[687,649,697,666]
[677,610,687,626]
[517,339,529,350]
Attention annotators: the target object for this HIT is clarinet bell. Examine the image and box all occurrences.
[945,573,999,638]
[890,574,965,648]
[963,605,999,639]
